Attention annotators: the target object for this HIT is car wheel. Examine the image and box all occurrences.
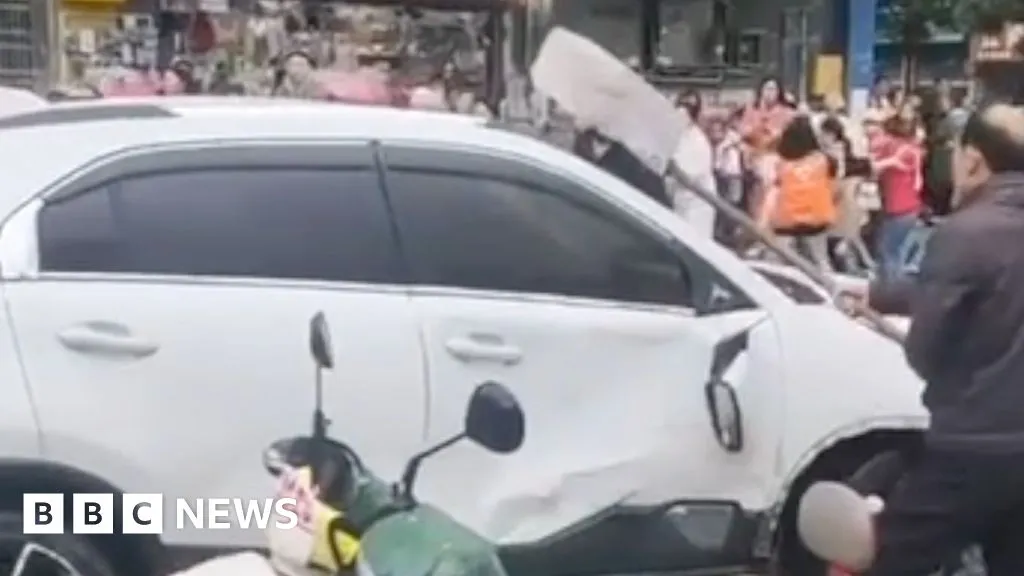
[0,511,118,576]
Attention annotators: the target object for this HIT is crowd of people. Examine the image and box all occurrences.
[666,75,972,280]
[52,4,971,285]
[49,0,496,115]
[38,19,1024,569]
[663,77,1024,575]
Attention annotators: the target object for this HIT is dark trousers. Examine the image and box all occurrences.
[868,446,1024,575]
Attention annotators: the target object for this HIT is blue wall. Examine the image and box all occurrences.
[848,0,878,93]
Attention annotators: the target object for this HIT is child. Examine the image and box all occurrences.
[759,115,837,271]
[707,116,744,246]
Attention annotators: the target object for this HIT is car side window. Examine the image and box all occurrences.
[39,167,402,284]
[385,169,692,307]
[753,269,826,304]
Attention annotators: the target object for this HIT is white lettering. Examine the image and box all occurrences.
[176,499,204,530]
[207,498,231,529]
[233,499,274,529]
[273,498,299,529]
[170,498,300,531]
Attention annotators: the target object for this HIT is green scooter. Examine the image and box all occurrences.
[263,312,525,576]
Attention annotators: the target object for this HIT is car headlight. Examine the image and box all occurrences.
[355,556,376,576]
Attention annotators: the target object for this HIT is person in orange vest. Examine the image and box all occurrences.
[758,115,838,271]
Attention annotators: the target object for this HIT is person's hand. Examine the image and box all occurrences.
[834,287,869,316]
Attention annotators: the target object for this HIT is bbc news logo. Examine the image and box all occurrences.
[23,494,299,534]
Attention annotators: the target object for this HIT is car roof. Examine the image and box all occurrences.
[0,97,506,216]
[0,86,46,118]
[0,96,486,132]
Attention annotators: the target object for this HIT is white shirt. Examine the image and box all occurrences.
[669,124,717,238]
[713,131,743,177]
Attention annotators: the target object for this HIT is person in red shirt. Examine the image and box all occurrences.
[873,114,924,279]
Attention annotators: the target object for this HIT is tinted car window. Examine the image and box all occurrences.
[752,269,826,304]
[386,169,691,307]
[39,168,402,283]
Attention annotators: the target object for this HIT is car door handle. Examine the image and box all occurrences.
[57,321,159,359]
[445,335,522,365]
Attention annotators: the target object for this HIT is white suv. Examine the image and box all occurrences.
[0,97,926,576]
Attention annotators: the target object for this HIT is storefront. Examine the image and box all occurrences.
[970,21,1024,103]
[0,0,56,90]
[521,0,827,98]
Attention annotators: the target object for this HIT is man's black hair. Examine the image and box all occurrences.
[960,104,1024,173]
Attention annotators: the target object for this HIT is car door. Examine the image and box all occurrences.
[378,143,785,572]
[0,292,41,460]
[0,142,427,548]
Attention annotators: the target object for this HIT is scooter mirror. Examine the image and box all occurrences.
[263,445,286,476]
[464,381,524,453]
[797,481,879,572]
[310,312,334,370]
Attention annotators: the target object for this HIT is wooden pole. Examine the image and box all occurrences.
[667,161,907,344]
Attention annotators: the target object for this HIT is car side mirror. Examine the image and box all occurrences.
[465,381,525,453]
[705,378,743,452]
[310,312,334,370]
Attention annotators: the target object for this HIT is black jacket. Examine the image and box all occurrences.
[573,131,671,208]
[870,173,1024,452]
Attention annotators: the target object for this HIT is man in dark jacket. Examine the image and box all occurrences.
[859,103,1024,574]
[572,128,672,208]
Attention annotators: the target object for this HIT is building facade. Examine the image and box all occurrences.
[872,0,968,86]
[0,0,57,90]
[524,0,849,101]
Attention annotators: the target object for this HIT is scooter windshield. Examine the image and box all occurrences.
[360,505,507,576]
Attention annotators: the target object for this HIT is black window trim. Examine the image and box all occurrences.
[379,143,756,313]
[0,104,174,130]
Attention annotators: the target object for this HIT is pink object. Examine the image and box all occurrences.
[739,102,795,150]
[407,86,448,111]
[98,69,184,97]
[315,70,394,106]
